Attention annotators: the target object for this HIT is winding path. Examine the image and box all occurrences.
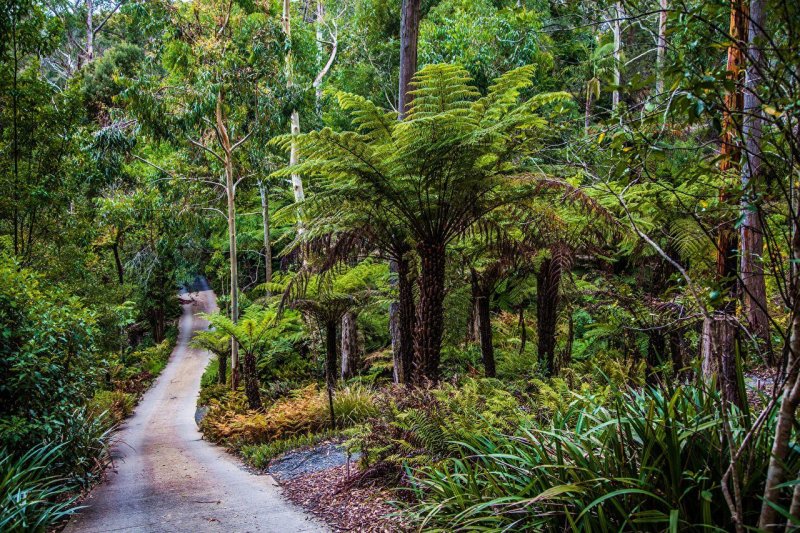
[66,289,324,533]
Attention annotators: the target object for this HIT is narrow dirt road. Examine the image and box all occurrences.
[66,290,324,533]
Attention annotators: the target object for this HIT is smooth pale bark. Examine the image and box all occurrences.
[85,0,94,65]
[740,0,771,356]
[312,0,337,107]
[80,0,127,67]
[217,95,240,390]
[283,0,305,230]
[340,311,359,380]
[414,241,446,382]
[701,0,747,408]
[612,2,622,111]
[656,0,668,94]
[258,180,272,292]
[398,0,421,118]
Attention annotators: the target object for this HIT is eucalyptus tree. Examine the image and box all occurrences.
[134,0,284,389]
[274,64,573,382]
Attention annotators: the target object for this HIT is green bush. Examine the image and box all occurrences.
[353,379,523,479]
[89,390,136,425]
[0,259,111,483]
[403,384,791,531]
[333,384,379,427]
[0,444,80,531]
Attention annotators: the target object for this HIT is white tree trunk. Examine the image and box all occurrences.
[612,2,622,111]
[258,180,272,292]
[283,0,305,233]
[656,0,667,94]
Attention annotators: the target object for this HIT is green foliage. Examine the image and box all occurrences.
[404,385,787,531]
[0,444,80,531]
[89,390,136,425]
[200,384,377,450]
[0,260,101,465]
[353,379,523,478]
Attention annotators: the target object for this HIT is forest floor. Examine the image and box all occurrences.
[64,291,323,533]
[268,444,405,532]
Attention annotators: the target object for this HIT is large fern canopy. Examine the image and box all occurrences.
[272,63,572,244]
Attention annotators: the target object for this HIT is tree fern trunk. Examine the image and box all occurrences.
[397,253,416,384]
[476,290,495,378]
[414,241,446,383]
[537,258,561,377]
[325,320,337,428]
[218,351,227,385]
[243,351,261,410]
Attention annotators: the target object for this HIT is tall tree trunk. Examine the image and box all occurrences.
[217,94,240,390]
[537,258,561,376]
[325,320,337,429]
[584,82,595,135]
[340,311,359,380]
[414,241,446,382]
[390,1,421,380]
[656,0,668,95]
[701,0,747,408]
[258,180,272,293]
[84,0,94,66]
[398,0,421,118]
[518,306,527,355]
[312,0,337,110]
[476,290,496,378]
[283,0,306,232]
[11,4,19,257]
[740,0,771,359]
[612,2,622,111]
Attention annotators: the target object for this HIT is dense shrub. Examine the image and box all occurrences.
[0,260,107,480]
[403,385,791,531]
[352,379,523,479]
[0,444,80,531]
[201,384,377,449]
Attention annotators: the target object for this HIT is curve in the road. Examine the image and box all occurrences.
[66,290,325,533]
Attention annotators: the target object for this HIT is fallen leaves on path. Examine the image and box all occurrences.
[281,465,409,532]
